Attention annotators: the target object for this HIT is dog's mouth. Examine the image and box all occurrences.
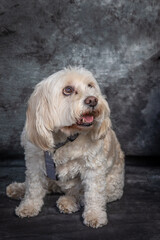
[76,113,95,127]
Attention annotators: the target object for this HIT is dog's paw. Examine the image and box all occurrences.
[6,182,25,200]
[57,196,79,214]
[15,201,42,218]
[83,210,108,228]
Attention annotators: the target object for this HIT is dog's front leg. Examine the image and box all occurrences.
[82,167,108,228]
[16,144,47,218]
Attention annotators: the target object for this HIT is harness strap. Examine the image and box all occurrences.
[44,133,79,180]
[54,133,79,151]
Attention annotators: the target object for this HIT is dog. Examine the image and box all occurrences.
[6,67,124,228]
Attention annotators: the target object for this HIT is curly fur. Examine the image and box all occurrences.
[6,67,124,228]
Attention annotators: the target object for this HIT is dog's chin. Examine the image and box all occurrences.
[61,122,94,136]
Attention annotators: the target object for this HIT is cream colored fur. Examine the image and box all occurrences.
[6,67,124,228]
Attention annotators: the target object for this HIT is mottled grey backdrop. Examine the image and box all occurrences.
[0,0,160,157]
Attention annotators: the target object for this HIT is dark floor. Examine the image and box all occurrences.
[0,156,160,240]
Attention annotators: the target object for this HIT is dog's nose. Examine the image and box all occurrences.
[84,96,98,107]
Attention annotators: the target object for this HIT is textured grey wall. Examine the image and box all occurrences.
[0,0,160,156]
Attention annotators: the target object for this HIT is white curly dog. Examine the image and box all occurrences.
[6,67,124,228]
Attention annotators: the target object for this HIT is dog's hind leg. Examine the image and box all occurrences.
[106,151,125,203]
[6,182,25,200]
[6,179,63,200]
[47,179,63,194]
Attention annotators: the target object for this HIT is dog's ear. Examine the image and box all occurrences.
[25,81,55,151]
[91,98,111,141]
[91,118,111,141]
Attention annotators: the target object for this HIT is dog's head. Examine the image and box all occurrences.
[26,67,111,150]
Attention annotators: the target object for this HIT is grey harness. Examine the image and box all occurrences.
[44,133,79,180]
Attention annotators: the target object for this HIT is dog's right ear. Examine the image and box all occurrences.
[25,80,55,151]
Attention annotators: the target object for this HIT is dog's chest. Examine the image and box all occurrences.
[56,158,84,181]
[54,139,105,182]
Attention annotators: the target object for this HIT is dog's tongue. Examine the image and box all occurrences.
[82,115,94,123]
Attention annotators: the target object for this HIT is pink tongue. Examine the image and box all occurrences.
[82,115,94,123]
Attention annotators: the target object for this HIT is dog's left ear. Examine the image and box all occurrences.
[91,98,111,141]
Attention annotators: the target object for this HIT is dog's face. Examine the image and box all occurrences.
[26,68,111,150]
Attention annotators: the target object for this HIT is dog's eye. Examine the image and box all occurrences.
[88,84,93,88]
[63,86,74,96]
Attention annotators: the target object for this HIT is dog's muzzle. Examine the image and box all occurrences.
[76,96,98,127]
